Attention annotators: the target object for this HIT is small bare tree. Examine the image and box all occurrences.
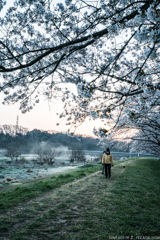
[4,147,20,162]
[70,148,86,164]
[36,146,60,165]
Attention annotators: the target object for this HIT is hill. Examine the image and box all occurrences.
[0,125,103,152]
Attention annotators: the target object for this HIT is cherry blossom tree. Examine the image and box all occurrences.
[0,0,160,146]
[117,110,160,155]
[100,94,160,155]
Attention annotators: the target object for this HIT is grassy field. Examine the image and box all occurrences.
[0,158,160,240]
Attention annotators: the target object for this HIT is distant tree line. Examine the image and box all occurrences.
[0,125,104,154]
[0,125,135,164]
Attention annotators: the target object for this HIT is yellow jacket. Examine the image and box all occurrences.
[102,153,114,165]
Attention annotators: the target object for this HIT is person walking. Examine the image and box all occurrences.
[102,148,114,179]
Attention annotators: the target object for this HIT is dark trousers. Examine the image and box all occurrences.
[105,164,111,178]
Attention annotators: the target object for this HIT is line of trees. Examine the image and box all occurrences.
[3,142,87,164]
[0,125,131,163]
[0,125,103,154]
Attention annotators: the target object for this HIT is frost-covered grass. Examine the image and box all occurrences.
[0,158,160,240]
[0,164,100,213]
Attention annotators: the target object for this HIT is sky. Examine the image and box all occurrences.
[0,0,104,137]
[0,93,101,137]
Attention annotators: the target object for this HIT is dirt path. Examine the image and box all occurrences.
[0,160,134,240]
